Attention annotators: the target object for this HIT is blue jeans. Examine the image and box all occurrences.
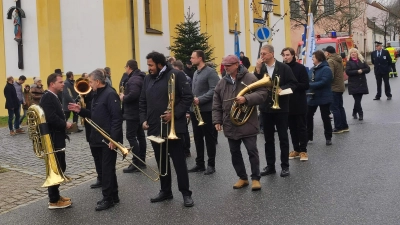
[331,92,348,130]
[7,107,21,131]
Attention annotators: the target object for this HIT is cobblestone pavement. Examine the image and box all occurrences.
[0,121,186,214]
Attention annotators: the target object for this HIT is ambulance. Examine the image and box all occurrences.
[296,31,354,81]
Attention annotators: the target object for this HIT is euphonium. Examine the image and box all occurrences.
[74,78,92,125]
[192,96,205,126]
[230,73,272,126]
[271,76,281,109]
[167,73,178,139]
[27,104,71,187]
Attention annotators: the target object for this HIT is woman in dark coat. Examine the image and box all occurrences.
[307,50,333,146]
[345,48,370,121]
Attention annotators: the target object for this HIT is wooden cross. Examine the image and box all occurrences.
[7,0,25,69]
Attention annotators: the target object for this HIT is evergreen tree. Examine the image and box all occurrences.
[169,9,215,65]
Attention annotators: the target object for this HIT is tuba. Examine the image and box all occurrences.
[27,104,71,187]
[230,73,272,126]
[271,76,281,109]
[192,96,205,126]
[74,78,92,124]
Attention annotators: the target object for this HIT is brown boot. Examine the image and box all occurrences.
[233,179,249,189]
[15,128,25,134]
[251,180,261,191]
[10,130,16,136]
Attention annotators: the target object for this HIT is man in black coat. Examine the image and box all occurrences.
[254,44,298,177]
[371,41,392,100]
[240,51,251,69]
[140,51,194,207]
[120,59,147,173]
[40,73,73,209]
[281,47,309,161]
[183,61,194,79]
[69,69,123,211]
[4,76,21,135]
[62,71,82,132]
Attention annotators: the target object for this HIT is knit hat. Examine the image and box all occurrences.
[34,77,41,84]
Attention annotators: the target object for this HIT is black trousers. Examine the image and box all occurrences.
[48,150,66,203]
[227,136,260,180]
[91,146,118,201]
[126,120,146,165]
[390,63,397,73]
[352,94,364,114]
[190,111,217,167]
[375,72,392,98]
[262,112,289,169]
[64,111,78,123]
[183,129,191,155]
[288,114,308,153]
[150,133,192,196]
[90,146,103,181]
[307,104,332,141]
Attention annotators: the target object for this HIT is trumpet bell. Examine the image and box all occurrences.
[198,121,205,126]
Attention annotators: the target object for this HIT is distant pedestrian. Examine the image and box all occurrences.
[4,76,24,135]
[30,77,44,105]
[346,48,370,121]
[240,51,251,69]
[371,41,392,100]
[104,67,112,86]
[307,50,333,146]
[20,84,32,125]
[13,75,26,132]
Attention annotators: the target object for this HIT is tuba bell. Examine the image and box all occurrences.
[27,104,71,187]
[229,73,272,126]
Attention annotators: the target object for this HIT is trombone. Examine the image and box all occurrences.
[84,118,161,182]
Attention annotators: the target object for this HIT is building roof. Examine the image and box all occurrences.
[367,1,388,11]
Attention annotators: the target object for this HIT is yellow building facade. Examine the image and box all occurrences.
[0,0,291,116]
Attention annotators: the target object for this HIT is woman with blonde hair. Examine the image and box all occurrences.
[345,48,371,120]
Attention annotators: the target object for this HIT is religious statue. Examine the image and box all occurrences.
[13,9,22,43]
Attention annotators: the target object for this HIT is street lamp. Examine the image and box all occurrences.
[371,17,377,47]
[257,0,276,58]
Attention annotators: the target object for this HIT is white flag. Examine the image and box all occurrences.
[303,13,316,71]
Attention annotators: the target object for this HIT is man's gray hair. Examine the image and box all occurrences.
[89,68,106,84]
[261,44,274,53]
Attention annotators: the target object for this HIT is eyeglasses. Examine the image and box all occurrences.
[260,52,270,56]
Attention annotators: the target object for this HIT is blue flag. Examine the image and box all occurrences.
[234,17,240,59]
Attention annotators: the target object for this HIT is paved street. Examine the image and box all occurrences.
[1,65,400,224]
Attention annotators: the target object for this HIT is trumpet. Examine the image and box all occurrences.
[85,118,160,181]
[192,96,205,126]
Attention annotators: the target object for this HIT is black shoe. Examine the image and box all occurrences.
[183,196,194,207]
[260,166,276,176]
[204,166,215,175]
[95,200,114,211]
[326,140,332,146]
[352,112,358,119]
[96,196,119,205]
[123,164,139,173]
[188,165,206,173]
[387,97,392,100]
[373,97,380,100]
[280,168,290,177]
[358,112,363,121]
[150,192,173,203]
[90,179,102,189]
[76,129,83,133]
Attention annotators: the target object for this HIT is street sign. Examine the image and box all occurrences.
[255,26,271,43]
[253,18,265,24]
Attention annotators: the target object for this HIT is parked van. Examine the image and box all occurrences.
[296,31,354,81]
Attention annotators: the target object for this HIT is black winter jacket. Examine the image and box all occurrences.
[79,84,123,147]
[286,58,309,115]
[39,91,67,149]
[139,65,193,136]
[82,91,93,142]
[123,69,145,120]
[254,60,298,113]
[345,59,370,95]
[4,82,19,109]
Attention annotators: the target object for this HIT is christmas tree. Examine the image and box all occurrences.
[169,9,215,65]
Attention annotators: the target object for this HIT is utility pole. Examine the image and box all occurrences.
[348,0,352,36]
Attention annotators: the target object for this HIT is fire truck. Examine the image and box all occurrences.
[296,31,354,81]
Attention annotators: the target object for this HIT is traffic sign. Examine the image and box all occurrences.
[253,18,266,24]
[255,26,271,43]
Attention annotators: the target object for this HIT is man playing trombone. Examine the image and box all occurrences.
[68,69,123,211]
[140,51,194,207]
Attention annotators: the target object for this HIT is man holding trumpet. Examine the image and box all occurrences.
[68,69,123,211]
[188,50,220,175]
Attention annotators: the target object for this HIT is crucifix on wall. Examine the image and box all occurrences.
[7,0,26,69]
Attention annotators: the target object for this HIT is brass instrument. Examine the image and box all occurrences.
[271,76,281,109]
[229,73,272,126]
[74,78,92,125]
[119,85,125,94]
[192,96,205,126]
[27,104,71,187]
[85,118,160,181]
[167,73,178,139]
